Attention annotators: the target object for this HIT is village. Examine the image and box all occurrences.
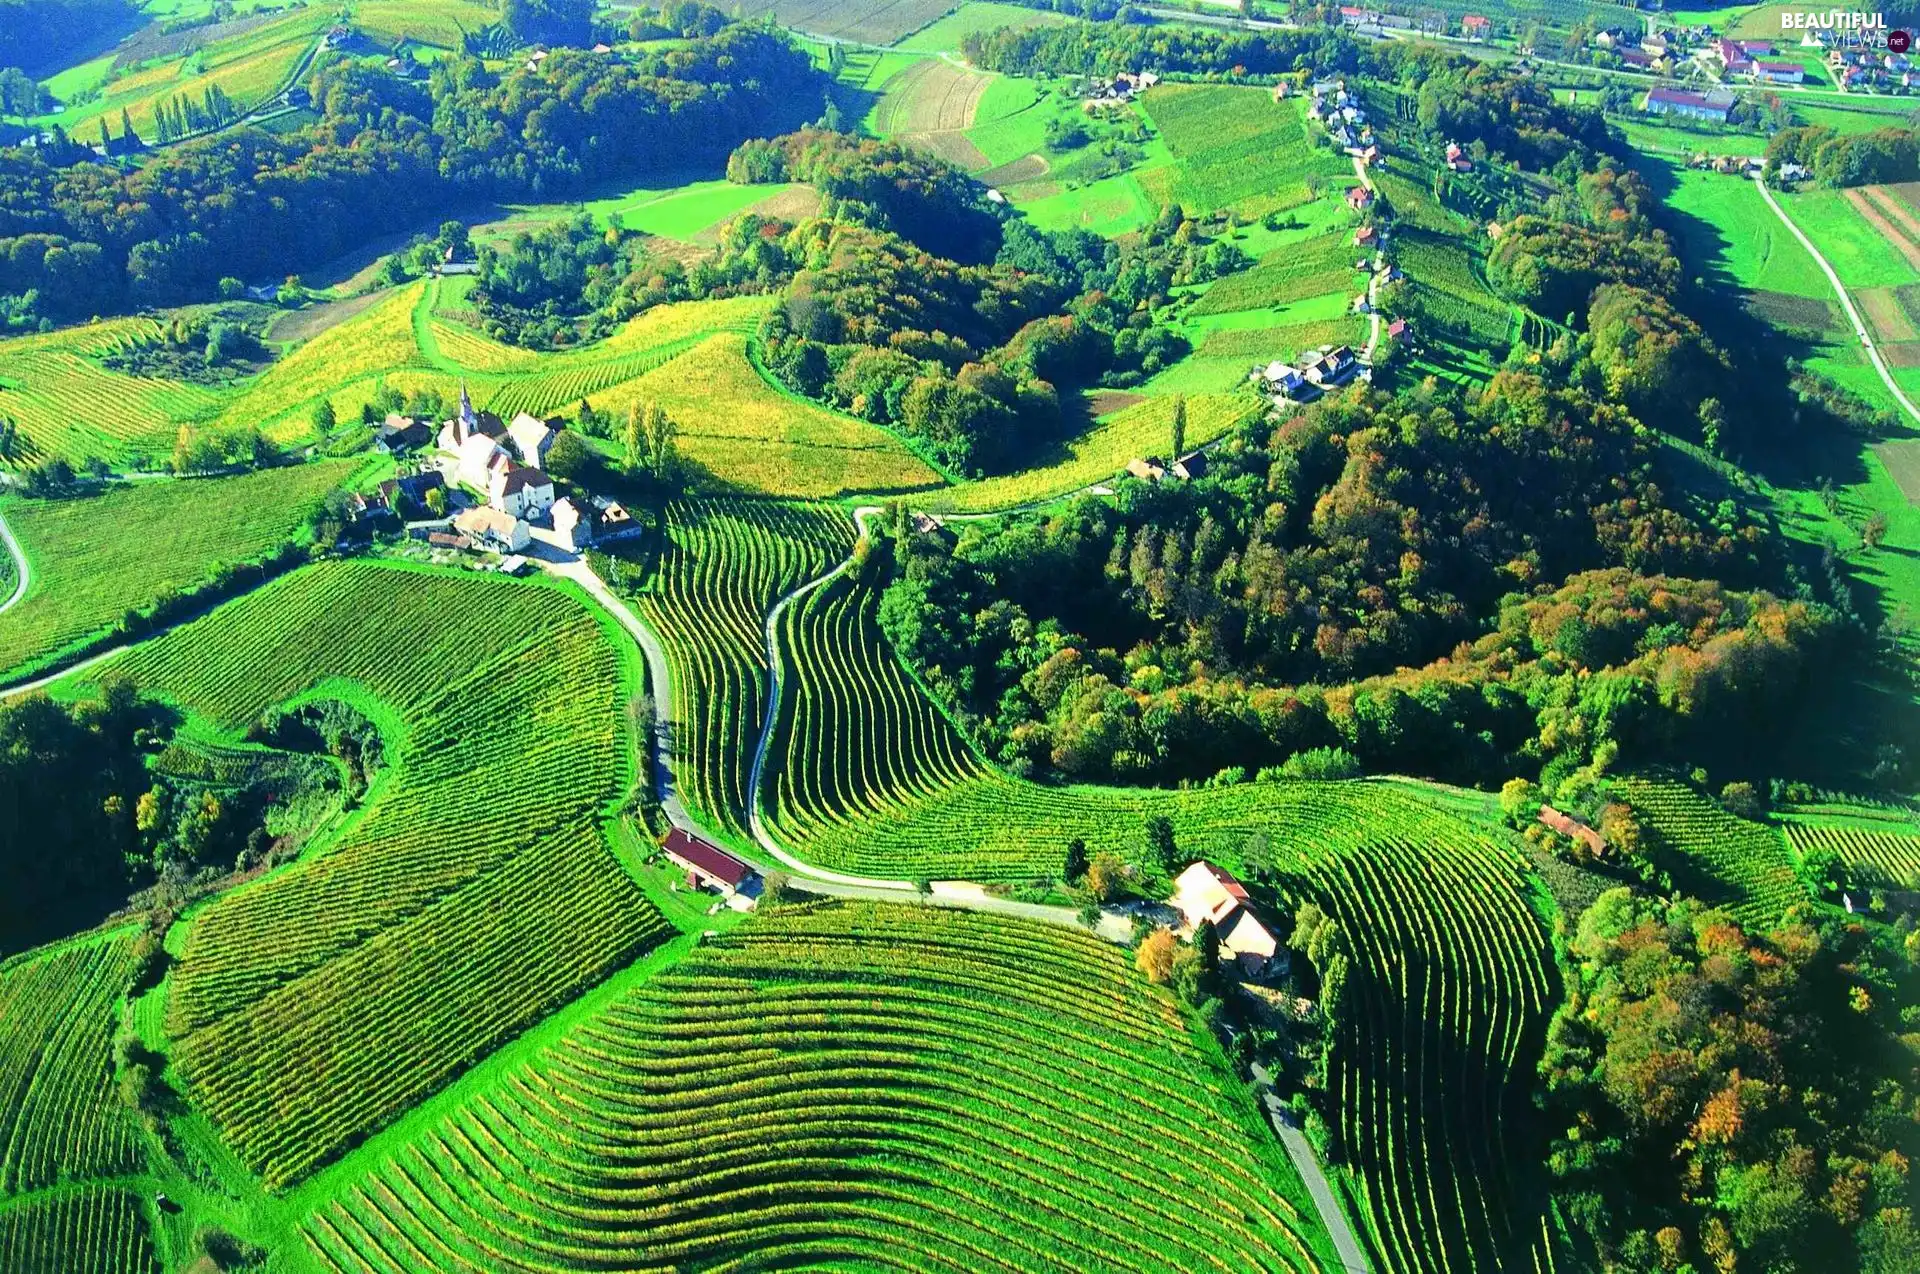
[352,385,637,574]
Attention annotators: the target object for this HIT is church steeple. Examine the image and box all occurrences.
[458,380,476,440]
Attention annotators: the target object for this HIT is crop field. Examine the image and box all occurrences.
[873,58,993,138]
[768,566,987,846]
[635,499,854,841]
[1395,231,1514,350]
[0,461,359,683]
[892,0,1079,51]
[1138,84,1348,217]
[1846,187,1920,272]
[922,391,1258,513]
[0,932,144,1193]
[580,333,945,498]
[98,561,672,1189]
[1189,231,1360,318]
[1781,188,1920,293]
[1619,777,1807,926]
[732,0,954,44]
[786,775,1556,1271]
[301,900,1338,1273]
[352,0,500,49]
[0,1187,155,1274]
[1197,315,1369,363]
[0,319,226,466]
[1785,819,1920,888]
[40,8,325,138]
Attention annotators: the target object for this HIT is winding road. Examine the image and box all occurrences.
[1752,173,1920,426]
[0,506,28,618]
[1252,1063,1372,1273]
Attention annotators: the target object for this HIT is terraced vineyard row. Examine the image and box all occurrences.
[301,901,1336,1273]
[635,498,853,839]
[108,560,672,1189]
[767,563,985,847]
[1618,777,1807,926]
[783,773,1556,1271]
[0,1187,155,1274]
[0,934,144,1194]
[481,336,705,419]
[1784,820,1920,888]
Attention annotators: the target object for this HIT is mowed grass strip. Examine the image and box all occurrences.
[0,461,358,681]
[301,900,1339,1274]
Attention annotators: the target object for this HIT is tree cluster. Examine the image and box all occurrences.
[1767,125,1920,188]
[1542,890,1920,1273]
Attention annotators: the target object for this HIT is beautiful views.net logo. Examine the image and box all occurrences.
[1778,9,1888,28]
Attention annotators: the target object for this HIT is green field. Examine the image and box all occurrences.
[1138,83,1349,218]
[0,461,360,682]
[891,0,1079,52]
[86,561,673,1190]
[300,900,1339,1272]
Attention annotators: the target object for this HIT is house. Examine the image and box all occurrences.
[1258,360,1310,399]
[1353,225,1377,247]
[1778,161,1812,182]
[1444,142,1472,171]
[1357,143,1381,166]
[1618,48,1655,69]
[375,415,431,454]
[552,497,594,551]
[456,432,510,492]
[452,506,530,552]
[1539,805,1608,857]
[323,24,352,49]
[1170,861,1281,978]
[910,511,948,536]
[499,554,531,576]
[1386,317,1408,341]
[592,496,638,540]
[1461,14,1491,38]
[662,828,754,895]
[377,470,445,515]
[1643,86,1735,123]
[1303,344,1357,386]
[488,464,555,520]
[506,412,556,466]
[1751,59,1805,83]
[426,530,471,550]
[1345,185,1373,211]
[1126,456,1167,482]
[1171,451,1208,481]
[592,41,612,53]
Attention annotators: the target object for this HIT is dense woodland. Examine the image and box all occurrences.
[0,18,819,324]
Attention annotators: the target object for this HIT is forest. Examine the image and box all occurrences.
[0,19,821,323]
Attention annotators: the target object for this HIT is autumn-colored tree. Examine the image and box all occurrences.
[1135,927,1176,984]
[1083,852,1128,903]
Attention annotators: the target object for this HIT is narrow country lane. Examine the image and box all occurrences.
[0,505,28,617]
[1251,1062,1373,1273]
[1752,173,1920,426]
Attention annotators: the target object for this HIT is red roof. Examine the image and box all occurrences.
[1538,805,1607,855]
[1463,14,1490,27]
[663,829,751,887]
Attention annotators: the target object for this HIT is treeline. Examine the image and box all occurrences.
[1766,124,1920,188]
[0,0,141,75]
[1543,891,1920,1273]
[868,360,1819,787]
[0,21,821,323]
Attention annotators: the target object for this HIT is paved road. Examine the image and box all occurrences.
[1753,173,1920,427]
[1251,1063,1371,1273]
[0,507,27,617]
[1351,155,1387,362]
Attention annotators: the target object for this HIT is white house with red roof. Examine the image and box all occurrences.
[1171,861,1280,977]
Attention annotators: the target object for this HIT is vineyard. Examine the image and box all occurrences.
[1189,232,1359,318]
[1619,777,1808,927]
[0,1188,155,1274]
[0,461,360,683]
[0,319,224,467]
[1138,84,1347,217]
[782,774,1557,1271]
[300,900,1338,1273]
[767,562,987,846]
[921,392,1257,513]
[1784,820,1920,889]
[0,933,144,1193]
[106,560,673,1189]
[631,499,853,840]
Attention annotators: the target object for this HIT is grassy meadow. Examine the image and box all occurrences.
[0,461,362,682]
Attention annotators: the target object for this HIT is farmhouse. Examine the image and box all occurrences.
[489,464,555,520]
[1170,861,1282,978]
[1751,59,1805,83]
[1345,185,1373,211]
[1444,142,1472,172]
[551,497,594,551]
[506,412,557,466]
[1354,224,1378,247]
[375,415,432,453]
[1257,360,1309,399]
[1461,14,1490,38]
[1539,805,1608,856]
[662,829,755,895]
[1126,456,1168,482]
[452,506,531,553]
[1642,86,1734,123]
[1304,344,1358,386]
[591,495,639,540]
[1171,451,1208,481]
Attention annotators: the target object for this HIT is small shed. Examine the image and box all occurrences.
[663,829,754,895]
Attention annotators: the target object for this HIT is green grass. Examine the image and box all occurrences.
[0,461,360,682]
[1778,187,1920,290]
[578,178,795,239]
[299,899,1341,1273]
[351,0,499,49]
[1650,156,1829,297]
[1137,83,1348,217]
[1019,168,1165,235]
[88,560,673,1191]
[891,0,1079,51]
[1185,229,1359,317]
